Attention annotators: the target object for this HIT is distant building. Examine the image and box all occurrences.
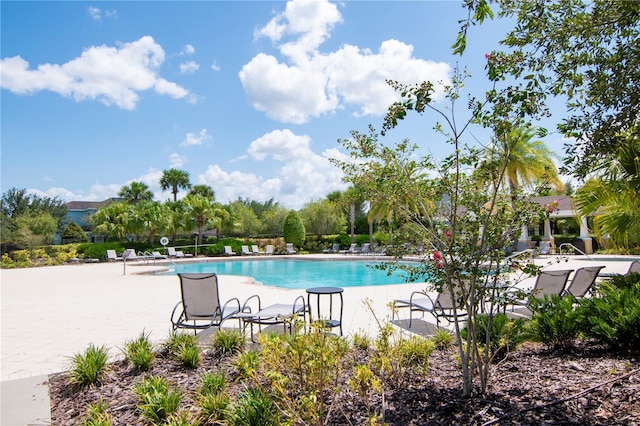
[65,198,123,232]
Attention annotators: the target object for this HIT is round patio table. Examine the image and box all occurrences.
[306,286,344,336]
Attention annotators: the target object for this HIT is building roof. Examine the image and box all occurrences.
[65,198,123,211]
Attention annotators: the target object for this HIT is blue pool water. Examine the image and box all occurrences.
[165,259,411,289]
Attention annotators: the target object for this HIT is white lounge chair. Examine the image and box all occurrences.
[286,243,297,254]
[106,249,124,262]
[265,245,274,255]
[224,246,237,256]
[241,245,252,255]
[251,245,263,255]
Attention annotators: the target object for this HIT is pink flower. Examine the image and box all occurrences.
[432,251,443,261]
[484,53,489,59]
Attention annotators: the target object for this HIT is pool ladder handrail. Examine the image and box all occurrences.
[558,242,594,260]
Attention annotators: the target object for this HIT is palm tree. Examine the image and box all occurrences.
[479,125,564,204]
[183,194,228,244]
[165,200,188,245]
[575,138,640,248]
[132,201,169,245]
[118,181,153,205]
[160,169,191,201]
[91,202,131,241]
[188,184,215,200]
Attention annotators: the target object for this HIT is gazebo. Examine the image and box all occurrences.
[517,195,594,254]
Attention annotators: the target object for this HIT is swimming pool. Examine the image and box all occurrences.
[164,259,413,289]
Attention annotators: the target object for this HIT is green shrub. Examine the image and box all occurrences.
[579,281,640,351]
[211,329,246,356]
[529,295,581,351]
[282,210,305,247]
[62,222,89,243]
[229,387,280,426]
[204,238,244,256]
[69,344,109,389]
[76,242,124,262]
[123,332,154,371]
[608,272,640,290]
[461,313,528,361]
[134,375,182,424]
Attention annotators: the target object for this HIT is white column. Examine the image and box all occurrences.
[517,224,530,252]
[580,216,593,254]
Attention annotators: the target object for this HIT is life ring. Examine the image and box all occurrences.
[160,237,169,246]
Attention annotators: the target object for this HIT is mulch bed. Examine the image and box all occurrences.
[50,342,640,425]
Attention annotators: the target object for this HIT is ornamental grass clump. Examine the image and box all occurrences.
[69,344,109,389]
[198,370,230,423]
[123,331,154,371]
[82,399,113,426]
[211,329,246,356]
[134,375,181,424]
[163,331,201,368]
[228,386,280,426]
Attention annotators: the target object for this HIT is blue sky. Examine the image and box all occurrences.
[1,1,569,209]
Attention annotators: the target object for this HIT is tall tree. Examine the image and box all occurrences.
[462,0,640,178]
[160,169,191,201]
[118,181,153,204]
[575,133,640,248]
[91,202,131,241]
[188,184,215,200]
[132,201,169,246]
[476,125,563,205]
[299,199,345,238]
[183,194,228,244]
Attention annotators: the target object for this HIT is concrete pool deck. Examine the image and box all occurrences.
[1,253,637,423]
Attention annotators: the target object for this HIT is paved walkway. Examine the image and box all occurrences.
[1,254,636,424]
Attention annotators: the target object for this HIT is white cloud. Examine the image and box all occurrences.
[240,0,450,123]
[0,36,190,110]
[181,129,210,147]
[183,44,195,55]
[211,61,221,72]
[248,129,312,161]
[87,7,101,21]
[180,60,199,74]
[87,7,117,21]
[197,128,349,208]
[169,153,187,168]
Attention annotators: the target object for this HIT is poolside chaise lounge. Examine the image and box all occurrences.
[627,260,640,275]
[505,269,574,316]
[323,243,340,254]
[562,265,606,298]
[234,294,307,342]
[171,273,241,333]
[224,246,237,256]
[393,284,468,328]
[265,245,274,255]
[286,243,297,254]
[106,249,124,262]
[251,245,263,255]
[340,243,358,255]
[358,243,371,255]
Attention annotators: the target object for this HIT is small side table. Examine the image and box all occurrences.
[306,286,344,336]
